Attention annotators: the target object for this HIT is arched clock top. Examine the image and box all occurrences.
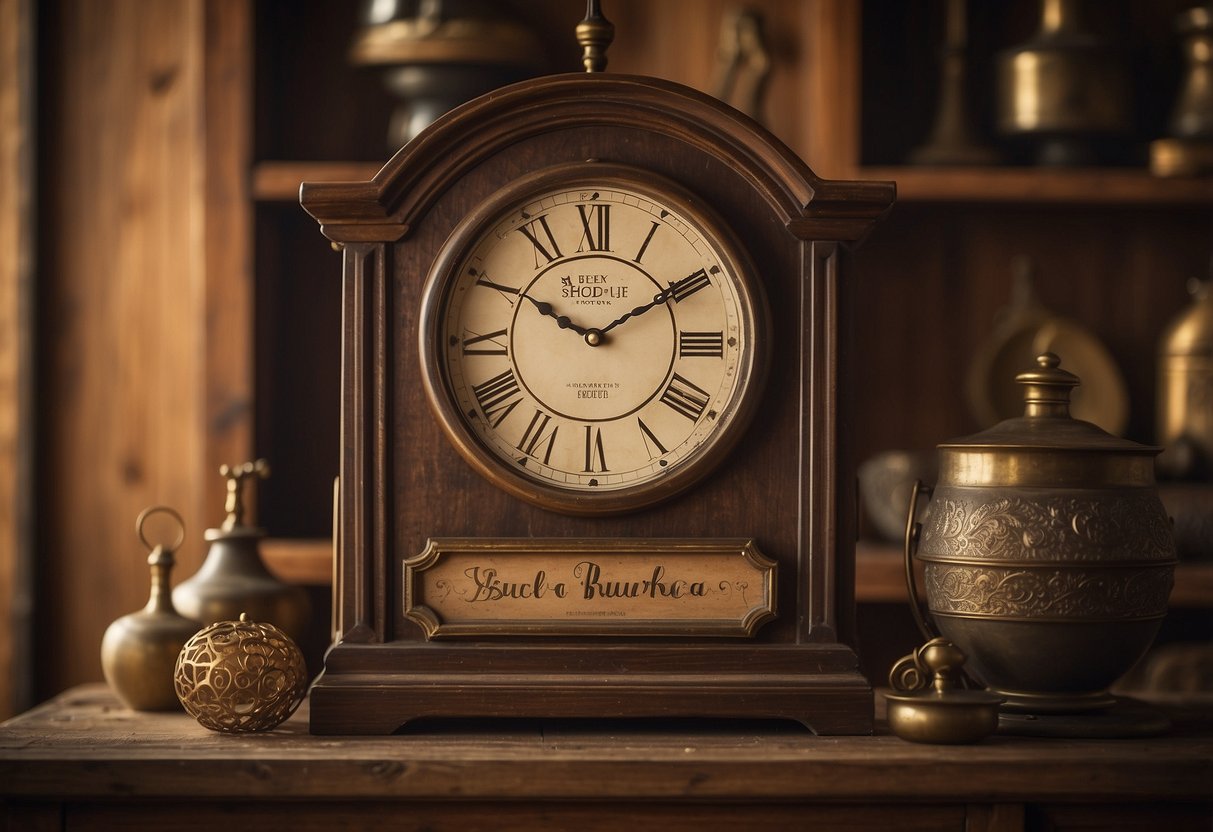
[300,73,894,245]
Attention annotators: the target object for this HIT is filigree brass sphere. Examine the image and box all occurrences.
[174,613,307,733]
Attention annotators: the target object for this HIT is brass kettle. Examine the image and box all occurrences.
[905,353,1176,717]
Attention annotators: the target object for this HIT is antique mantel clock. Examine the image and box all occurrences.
[301,6,893,735]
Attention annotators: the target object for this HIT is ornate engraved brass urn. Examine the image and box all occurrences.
[907,353,1176,718]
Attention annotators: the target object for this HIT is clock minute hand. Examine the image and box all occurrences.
[521,293,589,337]
[598,281,681,336]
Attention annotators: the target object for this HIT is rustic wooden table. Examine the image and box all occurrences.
[1,685,1210,831]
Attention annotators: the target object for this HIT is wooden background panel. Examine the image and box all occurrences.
[202,0,255,532]
[849,204,1211,464]
[36,0,209,696]
[606,0,824,168]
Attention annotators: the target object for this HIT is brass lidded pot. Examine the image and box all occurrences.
[907,353,1176,716]
[172,460,310,642]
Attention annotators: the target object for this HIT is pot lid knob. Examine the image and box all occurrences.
[219,458,270,531]
[1016,352,1079,418]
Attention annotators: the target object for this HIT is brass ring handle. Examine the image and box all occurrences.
[135,505,186,553]
[889,651,929,693]
[903,480,936,642]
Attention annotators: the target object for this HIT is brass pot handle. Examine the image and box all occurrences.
[135,504,186,554]
[904,480,936,642]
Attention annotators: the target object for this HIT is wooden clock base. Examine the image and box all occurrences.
[308,644,873,735]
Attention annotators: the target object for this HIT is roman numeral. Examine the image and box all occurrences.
[576,204,611,252]
[583,425,608,473]
[516,409,558,465]
[474,273,520,305]
[461,328,508,356]
[669,268,711,303]
[633,221,659,263]
[472,369,521,428]
[660,373,711,421]
[679,330,724,358]
[637,418,668,458]
[517,214,563,267]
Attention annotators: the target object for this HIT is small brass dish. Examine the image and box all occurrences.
[886,689,1003,745]
[885,638,1003,745]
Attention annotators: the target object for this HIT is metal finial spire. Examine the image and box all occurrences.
[576,0,614,73]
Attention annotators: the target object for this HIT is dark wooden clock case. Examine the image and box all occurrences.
[301,73,894,735]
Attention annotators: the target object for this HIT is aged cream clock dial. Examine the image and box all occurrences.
[419,162,769,515]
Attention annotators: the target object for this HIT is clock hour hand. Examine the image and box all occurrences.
[521,293,590,337]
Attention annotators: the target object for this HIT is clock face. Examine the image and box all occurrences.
[420,163,768,515]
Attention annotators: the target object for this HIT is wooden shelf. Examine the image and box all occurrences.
[254,160,1213,206]
[252,161,382,202]
[262,536,1213,607]
[855,540,922,604]
[261,537,333,585]
[859,166,1213,204]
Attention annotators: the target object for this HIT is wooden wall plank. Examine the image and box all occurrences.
[202,0,254,531]
[0,0,35,720]
[37,0,208,697]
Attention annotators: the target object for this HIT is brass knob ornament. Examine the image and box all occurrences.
[174,613,307,733]
[100,506,202,711]
[885,637,1003,744]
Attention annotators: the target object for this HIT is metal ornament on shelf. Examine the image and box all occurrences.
[174,613,307,733]
[172,460,310,642]
[966,256,1129,436]
[1157,276,1213,480]
[907,0,1000,166]
[997,0,1131,165]
[710,7,772,125]
[349,0,545,149]
[1151,4,1213,176]
[885,637,1003,744]
[100,506,202,711]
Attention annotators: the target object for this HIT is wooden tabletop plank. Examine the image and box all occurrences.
[1,686,1210,803]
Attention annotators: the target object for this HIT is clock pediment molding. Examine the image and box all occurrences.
[301,74,892,245]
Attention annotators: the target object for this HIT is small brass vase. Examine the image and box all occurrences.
[100,506,201,711]
[906,353,1177,719]
[1157,278,1213,480]
[1151,6,1213,176]
[172,460,310,642]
